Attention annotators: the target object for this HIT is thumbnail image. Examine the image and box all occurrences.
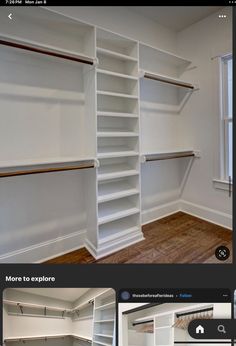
[3,288,115,346]
[119,302,231,346]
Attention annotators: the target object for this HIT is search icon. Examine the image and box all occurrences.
[217,325,226,334]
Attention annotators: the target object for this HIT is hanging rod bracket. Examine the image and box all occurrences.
[94,57,99,66]
[94,159,100,168]
[140,155,146,163]
[17,303,23,315]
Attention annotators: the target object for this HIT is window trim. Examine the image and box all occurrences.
[217,53,232,185]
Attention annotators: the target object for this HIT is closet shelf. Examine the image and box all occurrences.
[97,68,138,80]
[3,299,70,313]
[139,42,191,67]
[97,111,138,118]
[94,334,113,338]
[98,181,139,203]
[93,341,112,346]
[97,91,138,99]
[98,164,139,181]
[0,34,95,65]
[99,222,139,245]
[97,130,139,138]
[97,47,138,61]
[73,315,94,321]
[95,301,115,310]
[140,70,195,90]
[4,335,92,343]
[141,150,197,162]
[97,147,139,159]
[94,319,115,323]
[71,299,94,313]
[0,157,96,178]
[98,200,139,225]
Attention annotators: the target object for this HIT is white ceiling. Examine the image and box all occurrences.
[12,288,90,302]
[130,6,223,32]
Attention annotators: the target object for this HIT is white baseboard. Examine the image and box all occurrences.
[85,231,145,260]
[1,200,231,263]
[0,229,86,263]
[141,200,181,225]
[180,200,232,230]
[142,199,232,230]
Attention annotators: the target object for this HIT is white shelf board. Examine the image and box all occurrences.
[73,335,93,342]
[98,199,140,225]
[97,111,138,118]
[93,342,112,346]
[155,326,172,329]
[0,33,95,65]
[4,335,70,342]
[98,164,139,181]
[97,68,138,80]
[98,147,139,159]
[99,220,139,245]
[97,130,139,138]
[94,334,113,338]
[97,91,138,99]
[94,319,115,323]
[97,47,138,62]
[140,42,191,67]
[141,70,195,90]
[73,315,93,321]
[4,334,92,343]
[95,301,115,310]
[98,181,139,203]
[3,299,70,313]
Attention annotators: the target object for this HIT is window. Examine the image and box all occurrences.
[221,54,233,182]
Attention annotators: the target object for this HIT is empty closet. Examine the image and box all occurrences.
[120,302,231,346]
[3,288,116,346]
[0,6,232,262]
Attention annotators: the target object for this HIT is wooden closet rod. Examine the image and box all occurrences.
[0,163,95,178]
[145,153,195,162]
[0,38,94,65]
[143,72,194,89]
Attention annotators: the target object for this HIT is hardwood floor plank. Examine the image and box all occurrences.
[44,212,232,264]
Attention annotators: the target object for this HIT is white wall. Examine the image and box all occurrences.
[177,7,232,226]
[3,288,107,340]
[48,7,177,53]
[3,290,72,339]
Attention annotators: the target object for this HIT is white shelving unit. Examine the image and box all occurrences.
[85,28,144,259]
[154,314,174,346]
[92,290,116,346]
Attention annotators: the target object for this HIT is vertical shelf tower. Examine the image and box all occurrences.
[85,29,144,259]
[92,289,116,346]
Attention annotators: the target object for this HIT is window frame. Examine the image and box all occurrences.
[220,53,232,182]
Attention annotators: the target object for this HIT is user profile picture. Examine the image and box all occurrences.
[121,291,131,301]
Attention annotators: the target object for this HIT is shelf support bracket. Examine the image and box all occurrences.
[17,303,23,315]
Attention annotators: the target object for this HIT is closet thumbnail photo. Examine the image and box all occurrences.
[119,291,231,346]
[0,6,233,264]
[3,288,116,346]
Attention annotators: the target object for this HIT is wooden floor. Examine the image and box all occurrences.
[44,212,232,264]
